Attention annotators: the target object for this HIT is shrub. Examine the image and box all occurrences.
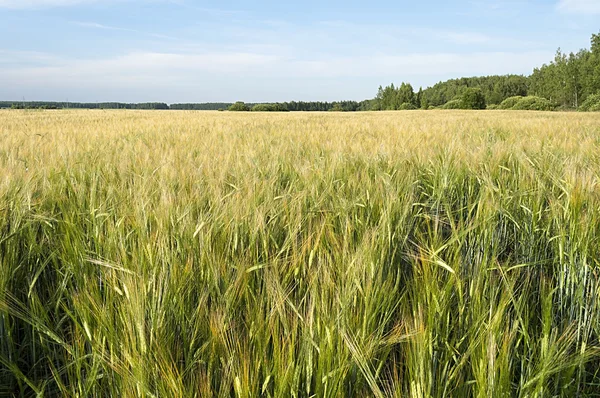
[251,103,289,112]
[461,88,486,109]
[578,94,600,112]
[512,96,556,111]
[555,104,573,112]
[487,104,499,110]
[499,96,523,109]
[442,99,464,109]
[252,104,272,112]
[228,102,250,111]
[399,102,418,110]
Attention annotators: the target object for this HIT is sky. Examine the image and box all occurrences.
[0,0,599,103]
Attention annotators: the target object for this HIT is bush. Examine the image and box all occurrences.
[555,104,573,112]
[442,99,464,109]
[487,104,499,110]
[512,96,556,111]
[461,87,486,109]
[399,102,418,110]
[579,94,600,112]
[228,102,250,111]
[251,103,289,112]
[499,96,523,109]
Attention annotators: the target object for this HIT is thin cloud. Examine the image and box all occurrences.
[73,21,136,32]
[0,49,550,86]
[72,21,181,40]
[557,0,600,14]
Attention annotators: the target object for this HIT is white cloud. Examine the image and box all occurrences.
[289,51,551,78]
[0,49,552,102]
[557,0,600,14]
[0,50,62,65]
[0,51,283,87]
[73,21,135,31]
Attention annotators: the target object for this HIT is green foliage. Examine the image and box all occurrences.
[499,96,524,109]
[2,111,600,396]
[529,33,600,109]
[251,103,289,112]
[422,75,528,107]
[372,31,599,112]
[578,93,600,112]
[375,82,417,110]
[171,103,234,110]
[399,102,418,110]
[442,99,464,109]
[486,104,499,110]
[511,96,556,111]
[461,87,487,109]
[1,101,168,110]
[228,101,250,111]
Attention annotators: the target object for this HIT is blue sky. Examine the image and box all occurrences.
[0,0,598,103]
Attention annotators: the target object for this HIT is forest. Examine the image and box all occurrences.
[371,32,600,111]
[1,32,598,112]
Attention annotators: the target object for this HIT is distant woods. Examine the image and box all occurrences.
[367,32,600,111]
[2,32,599,112]
[4,102,170,110]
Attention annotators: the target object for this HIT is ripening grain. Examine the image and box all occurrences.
[1,109,600,397]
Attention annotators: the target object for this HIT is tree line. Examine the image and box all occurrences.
[1,102,169,110]
[2,32,598,112]
[370,32,599,111]
[0,101,366,112]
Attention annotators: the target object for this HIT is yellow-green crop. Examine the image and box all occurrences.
[1,109,600,397]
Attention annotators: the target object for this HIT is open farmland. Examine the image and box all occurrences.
[2,109,600,396]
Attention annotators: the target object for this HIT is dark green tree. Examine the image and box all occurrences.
[229,102,250,111]
[461,88,486,109]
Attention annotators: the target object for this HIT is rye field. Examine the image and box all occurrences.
[2,109,600,397]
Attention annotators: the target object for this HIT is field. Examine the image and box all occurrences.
[2,109,600,397]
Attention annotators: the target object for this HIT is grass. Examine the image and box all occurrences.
[1,109,600,397]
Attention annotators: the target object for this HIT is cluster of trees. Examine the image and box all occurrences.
[579,94,600,112]
[10,103,59,110]
[2,32,598,113]
[284,100,369,112]
[371,76,530,110]
[529,33,600,109]
[437,88,487,110]
[0,102,169,110]
[421,75,528,107]
[366,32,599,111]
[250,103,289,112]
[488,96,556,111]
[407,32,599,111]
[169,103,232,110]
[372,83,422,110]
[227,101,371,112]
[371,83,492,110]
